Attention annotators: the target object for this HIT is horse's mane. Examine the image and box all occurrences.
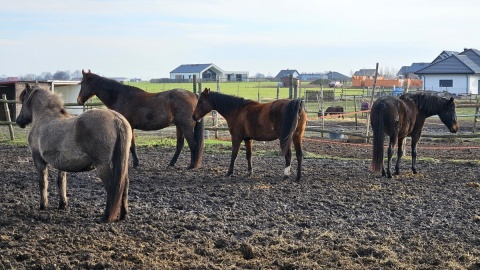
[402,92,449,115]
[89,73,145,95]
[208,92,253,114]
[30,86,70,116]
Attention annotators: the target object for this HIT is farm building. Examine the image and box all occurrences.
[170,64,248,82]
[0,81,83,121]
[397,63,430,79]
[325,71,350,82]
[298,73,327,81]
[274,69,300,80]
[415,48,480,95]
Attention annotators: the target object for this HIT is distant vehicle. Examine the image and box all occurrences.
[393,87,403,96]
[329,81,343,88]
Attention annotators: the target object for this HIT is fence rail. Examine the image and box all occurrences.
[2,96,480,141]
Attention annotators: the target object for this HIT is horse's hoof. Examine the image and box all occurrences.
[58,203,67,210]
[133,162,139,168]
[283,175,289,180]
[226,172,234,177]
[294,177,301,182]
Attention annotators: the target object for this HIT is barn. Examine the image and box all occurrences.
[0,81,83,121]
[170,64,248,82]
[415,48,480,95]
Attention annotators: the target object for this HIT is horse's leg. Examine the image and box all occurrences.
[283,147,292,180]
[386,135,396,178]
[394,137,405,175]
[411,134,421,174]
[227,139,241,176]
[120,176,129,220]
[57,170,68,209]
[33,155,49,209]
[130,129,140,168]
[245,139,253,177]
[293,136,303,181]
[96,165,113,221]
[169,126,185,167]
[182,126,197,169]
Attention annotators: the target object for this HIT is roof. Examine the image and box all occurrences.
[326,71,350,80]
[275,69,299,79]
[431,50,459,63]
[397,63,430,76]
[353,69,377,77]
[416,48,480,75]
[171,64,215,73]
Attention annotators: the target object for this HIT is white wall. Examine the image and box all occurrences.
[170,73,199,80]
[52,83,84,115]
[422,74,471,94]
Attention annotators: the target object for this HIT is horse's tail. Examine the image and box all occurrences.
[193,118,204,168]
[280,99,304,156]
[109,114,132,221]
[370,104,385,172]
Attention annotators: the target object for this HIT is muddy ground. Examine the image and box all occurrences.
[1,121,480,269]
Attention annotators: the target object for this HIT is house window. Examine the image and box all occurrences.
[439,80,453,87]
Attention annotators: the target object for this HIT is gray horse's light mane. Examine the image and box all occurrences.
[29,85,68,115]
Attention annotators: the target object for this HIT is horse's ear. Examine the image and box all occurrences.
[449,97,454,103]
[25,83,32,92]
[204,88,210,94]
[88,69,91,73]
[82,69,86,75]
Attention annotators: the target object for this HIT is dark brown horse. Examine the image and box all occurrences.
[16,84,132,222]
[193,88,306,181]
[370,92,458,178]
[77,70,204,169]
[318,106,344,119]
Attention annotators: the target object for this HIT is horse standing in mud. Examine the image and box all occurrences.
[320,106,344,119]
[193,88,306,181]
[77,70,204,169]
[16,84,132,222]
[370,92,458,178]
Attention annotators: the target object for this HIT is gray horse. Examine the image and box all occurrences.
[16,84,132,222]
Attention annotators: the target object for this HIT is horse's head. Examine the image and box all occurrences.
[438,97,459,133]
[192,88,213,122]
[77,69,95,105]
[16,83,38,128]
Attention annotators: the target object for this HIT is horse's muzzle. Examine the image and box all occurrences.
[450,122,459,133]
[77,96,85,106]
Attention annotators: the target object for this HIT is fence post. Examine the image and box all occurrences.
[193,75,197,95]
[289,74,293,99]
[2,94,15,141]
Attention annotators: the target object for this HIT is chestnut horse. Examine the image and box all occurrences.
[193,88,306,181]
[370,92,458,178]
[16,84,132,222]
[77,70,204,169]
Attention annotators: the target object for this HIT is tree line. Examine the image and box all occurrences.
[1,70,83,81]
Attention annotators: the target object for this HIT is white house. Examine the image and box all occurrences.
[415,48,480,95]
[170,63,249,82]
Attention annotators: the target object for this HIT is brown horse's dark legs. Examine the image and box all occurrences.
[131,131,139,168]
[283,148,292,180]
[394,138,405,175]
[386,137,396,178]
[57,171,68,209]
[244,139,253,177]
[293,139,303,181]
[228,141,241,176]
[170,126,185,167]
[411,139,419,174]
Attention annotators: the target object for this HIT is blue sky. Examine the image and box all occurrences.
[1,0,479,79]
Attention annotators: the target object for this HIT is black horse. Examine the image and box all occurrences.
[370,92,458,178]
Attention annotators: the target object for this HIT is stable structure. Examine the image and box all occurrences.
[170,64,248,82]
[274,69,300,80]
[0,80,82,120]
[415,48,480,95]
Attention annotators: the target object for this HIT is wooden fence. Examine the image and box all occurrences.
[2,95,480,142]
